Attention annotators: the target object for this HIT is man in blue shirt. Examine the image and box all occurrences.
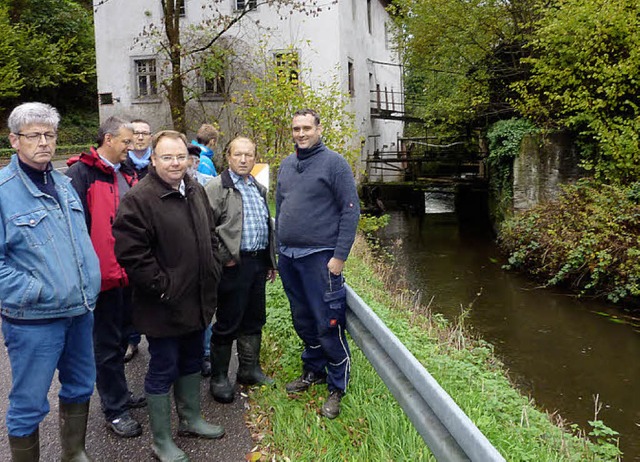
[0,102,101,460]
[276,109,360,419]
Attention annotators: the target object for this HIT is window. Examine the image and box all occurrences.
[235,0,257,11]
[178,0,185,17]
[203,73,226,97]
[134,58,158,98]
[274,51,299,85]
[367,0,372,34]
[351,0,356,20]
[348,60,355,97]
[99,93,113,105]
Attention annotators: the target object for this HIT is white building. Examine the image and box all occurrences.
[93,0,403,180]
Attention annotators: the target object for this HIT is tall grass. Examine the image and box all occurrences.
[246,235,619,461]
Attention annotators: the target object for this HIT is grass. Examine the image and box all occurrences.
[246,235,621,461]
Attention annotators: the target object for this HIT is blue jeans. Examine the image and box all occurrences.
[203,323,212,356]
[278,250,351,392]
[2,312,96,437]
[145,331,204,395]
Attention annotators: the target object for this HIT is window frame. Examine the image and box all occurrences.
[132,57,160,103]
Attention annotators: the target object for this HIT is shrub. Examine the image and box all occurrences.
[499,178,640,302]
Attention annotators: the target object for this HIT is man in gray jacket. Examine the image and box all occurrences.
[204,136,277,403]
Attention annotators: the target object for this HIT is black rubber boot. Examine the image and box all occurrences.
[8,428,39,462]
[146,393,189,462]
[236,334,274,386]
[60,401,92,462]
[174,373,224,439]
[209,343,234,403]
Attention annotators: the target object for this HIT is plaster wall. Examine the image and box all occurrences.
[93,0,403,160]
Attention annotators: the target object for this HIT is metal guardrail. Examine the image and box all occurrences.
[345,284,505,462]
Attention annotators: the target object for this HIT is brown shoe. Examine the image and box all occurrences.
[321,390,344,419]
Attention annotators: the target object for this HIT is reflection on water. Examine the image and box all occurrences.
[376,210,640,460]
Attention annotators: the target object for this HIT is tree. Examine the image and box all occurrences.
[392,0,538,133]
[0,6,23,103]
[512,0,640,183]
[99,0,330,133]
[0,0,96,110]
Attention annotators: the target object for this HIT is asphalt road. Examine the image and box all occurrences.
[0,338,256,461]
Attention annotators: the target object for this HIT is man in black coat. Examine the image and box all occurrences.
[113,130,224,461]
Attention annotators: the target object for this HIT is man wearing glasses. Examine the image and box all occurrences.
[66,116,145,439]
[123,118,153,180]
[0,102,101,460]
[113,131,224,461]
[121,118,154,364]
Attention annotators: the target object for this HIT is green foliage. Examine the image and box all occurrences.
[392,0,535,130]
[231,44,359,182]
[512,0,640,183]
[499,178,640,302]
[486,118,536,224]
[0,0,95,108]
[588,420,622,460]
[358,213,390,236]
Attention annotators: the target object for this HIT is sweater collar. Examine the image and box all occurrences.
[296,140,325,160]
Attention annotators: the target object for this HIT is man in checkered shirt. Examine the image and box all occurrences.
[204,137,277,403]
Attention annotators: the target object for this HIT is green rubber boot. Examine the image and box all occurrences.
[146,393,189,462]
[8,429,39,462]
[174,373,225,439]
[60,401,92,462]
[236,334,274,386]
[209,343,234,403]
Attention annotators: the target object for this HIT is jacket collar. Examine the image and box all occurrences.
[148,165,196,198]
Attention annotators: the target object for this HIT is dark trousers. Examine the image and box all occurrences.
[278,250,351,392]
[145,331,204,395]
[94,287,131,420]
[211,253,268,345]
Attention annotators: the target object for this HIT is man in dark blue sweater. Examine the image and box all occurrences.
[276,108,360,419]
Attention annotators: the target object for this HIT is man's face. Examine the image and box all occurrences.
[227,139,256,178]
[104,128,134,164]
[131,122,152,151]
[152,136,189,188]
[292,114,322,149]
[9,123,57,171]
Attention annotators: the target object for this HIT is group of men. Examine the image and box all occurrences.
[0,102,360,461]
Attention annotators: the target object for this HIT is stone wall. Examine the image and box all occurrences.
[513,131,583,210]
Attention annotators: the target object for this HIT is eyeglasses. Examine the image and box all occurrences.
[157,154,189,163]
[17,132,57,142]
[133,131,151,137]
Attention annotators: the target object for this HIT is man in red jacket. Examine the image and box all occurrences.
[66,116,145,438]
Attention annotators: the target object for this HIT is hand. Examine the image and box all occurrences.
[267,269,278,283]
[327,257,345,276]
[225,259,237,267]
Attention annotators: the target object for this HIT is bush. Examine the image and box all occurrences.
[499,178,640,302]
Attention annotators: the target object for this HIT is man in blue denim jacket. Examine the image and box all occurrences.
[0,102,102,461]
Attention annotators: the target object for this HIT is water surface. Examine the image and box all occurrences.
[376,210,640,460]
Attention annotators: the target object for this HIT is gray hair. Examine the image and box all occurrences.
[8,102,60,133]
[97,116,133,147]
